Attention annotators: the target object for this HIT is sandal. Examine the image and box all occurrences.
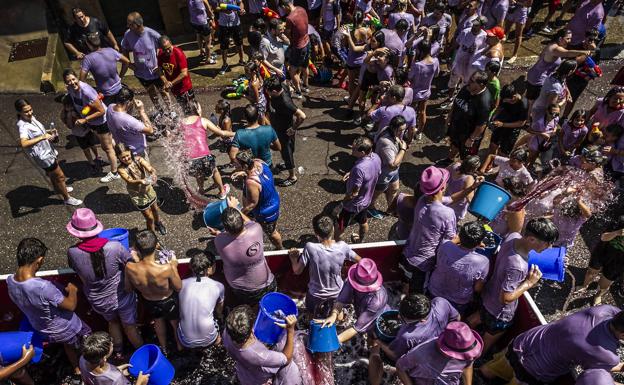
[279,178,298,187]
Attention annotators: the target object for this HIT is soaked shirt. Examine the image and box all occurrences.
[121,27,161,80]
[300,241,358,299]
[396,338,472,385]
[79,358,130,385]
[81,48,123,96]
[68,81,107,126]
[336,281,388,333]
[343,153,382,214]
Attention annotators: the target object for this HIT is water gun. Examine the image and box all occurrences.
[365,14,383,30]
[575,56,602,80]
[308,60,318,76]
[259,62,272,79]
[81,93,104,116]
[218,3,241,11]
[263,7,280,18]
[225,76,249,98]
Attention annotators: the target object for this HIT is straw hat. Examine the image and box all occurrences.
[66,208,103,238]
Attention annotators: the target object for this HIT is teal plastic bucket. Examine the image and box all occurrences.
[253,292,298,345]
[468,182,511,221]
[99,228,130,250]
[203,199,228,229]
[528,247,566,282]
[128,344,175,385]
[0,331,43,365]
[308,321,340,353]
[375,310,401,343]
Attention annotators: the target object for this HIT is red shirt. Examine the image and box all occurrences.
[286,6,309,49]
[157,46,192,95]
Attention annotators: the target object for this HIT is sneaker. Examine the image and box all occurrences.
[365,122,375,130]
[66,186,74,193]
[440,99,454,109]
[64,197,83,206]
[292,92,303,99]
[301,86,310,94]
[100,171,120,183]
[219,64,229,75]
[210,52,218,60]
[208,57,217,64]
[219,183,231,200]
[353,116,362,125]
[155,221,167,236]
[367,208,385,219]
[541,25,553,33]
[523,28,535,38]
[507,55,517,64]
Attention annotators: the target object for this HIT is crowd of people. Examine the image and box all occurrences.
[8,0,624,384]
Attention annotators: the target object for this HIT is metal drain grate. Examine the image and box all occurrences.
[8,38,48,62]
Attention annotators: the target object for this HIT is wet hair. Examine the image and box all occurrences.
[394,68,408,85]
[399,294,431,321]
[226,305,255,344]
[459,221,486,249]
[459,155,481,174]
[605,123,624,138]
[86,32,101,48]
[116,86,135,104]
[546,103,560,116]
[552,28,571,43]
[603,86,624,105]
[610,311,624,333]
[372,30,385,46]
[510,147,529,163]
[190,251,216,282]
[216,99,231,117]
[502,176,529,197]
[389,115,407,134]
[559,197,581,218]
[387,84,405,101]
[264,76,282,92]
[235,150,255,170]
[314,300,334,318]
[569,109,587,124]
[221,207,244,235]
[14,98,31,118]
[244,104,259,123]
[159,35,172,47]
[396,0,408,11]
[16,238,47,267]
[395,19,409,33]
[486,61,501,76]
[82,332,113,365]
[245,60,260,76]
[248,30,263,51]
[417,39,432,58]
[524,217,559,244]
[62,68,77,81]
[313,215,334,239]
[353,10,365,27]
[470,70,489,86]
[135,230,158,257]
[252,18,267,33]
[500,83,517,100]
[353,136,373,154]
[585,27,600,41]
[554,60,577,80]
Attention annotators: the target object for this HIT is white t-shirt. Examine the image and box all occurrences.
[177,276,224,348]
[494,156,533,187]
[18,117,57,168]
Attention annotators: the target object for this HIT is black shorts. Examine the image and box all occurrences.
[525,82,542,101]
[42,160,59,173]
[102,91,120,106]
[337,207,368,231]
[143,292,180,320]
[75,131,99,150]
[219,25,243,50]
[175,89,197,114]
[566,74,589,102]
[191,22,212,36]
[137,76,164,89]
[188,154,216,178]
[589,240,624,281]
[398,254,427,294]
[230,278,277,307]
[259,220,278,235]
[89,122,110,135]
[480,306,513,335]
[288,42,311,68]
[448,128,482,159]
[506,344,543,385]
[490,127,522,155]
[360,69,379,92]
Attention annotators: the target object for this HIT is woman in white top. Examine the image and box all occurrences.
[15,99,82,206]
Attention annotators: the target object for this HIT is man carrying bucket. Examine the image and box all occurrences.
[468,217,559,353]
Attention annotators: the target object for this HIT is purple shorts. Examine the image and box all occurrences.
[47,319,92,347]
[506,6,528,24]
[92,292,138,325]
[305,293,336,316]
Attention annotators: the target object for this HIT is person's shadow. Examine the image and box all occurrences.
[5,185,63,218]
[83,186,135,215]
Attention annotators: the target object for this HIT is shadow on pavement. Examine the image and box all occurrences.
[83,186,135,215]
[5,185,62,218]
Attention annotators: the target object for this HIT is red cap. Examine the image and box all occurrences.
[485,26,505,40]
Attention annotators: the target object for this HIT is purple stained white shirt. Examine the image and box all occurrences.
[388,297,459,357]
[561,121,588,151]
[121,26,161,80]
[79,357,130,385]
[217,0,241,26]
[576,369,616,385]
[553,208,586,248]
[336,281,389,332]
[321,0,341,31]
[388,12,416,30]
[68,81,106,126]
[481,0,510,28]
[343,153,382,214]
[481,232,527,322]
[178,276,224,348]
[370,103,416,133]
[531,76,566,120]
[403,196,457,272]
[381,29,405,57]
[81,48,122,96]
[300,241,358,299]
[422,13,453,43]
[188,0,209,25]
[428,241,490,305]
[493,156,533,187]
[528,116,559,152]
[443,164,470,220]
[567,0,604,45]
[513,305,621,382]
[106,104,147,155]
[409,59,440,101]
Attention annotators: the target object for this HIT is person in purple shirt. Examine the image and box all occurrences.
[388,0,416,32]
[319,258,388,343]
[288,215,361,316]
[557,110,589,159]
[369,85,417,143]
[223,305,301,385]
[576,369,620,385]
[397,321,483,385]
[66,209,142,357]
[471,217,559,353]
[401,166,457,294]
[428,222,490,312]
[7,238,91,375]
[120,12,168,108]
[336,136,382,243]
[409,40,440,138]
[80,33,131,105]
[370,294,459,384]
[213,198,276,307]
[422,3,453,45]
[566,0,604,47]
[481,0,510,28]
[188,0,216,63]
[481,306,624,385]
[106,87,154,158]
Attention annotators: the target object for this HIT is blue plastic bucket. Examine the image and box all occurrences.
[375,310,401,343]
[128,344,175,385]
[253,292,298,345]
[308,321,340,353]
[203,199,228,230]
[0,331,44,365]
[476,232,502,258]
[468,182,511,221]
[528,247,566,282]
[17,318,44,363]
[99,228,130,250]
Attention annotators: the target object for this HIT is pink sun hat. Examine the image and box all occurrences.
[436,321,483,361]
[420,166,450,195]
[66,208,104,238]
[347,258,383,293]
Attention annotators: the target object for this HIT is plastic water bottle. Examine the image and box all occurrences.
[209,112,219,126]
[49,122,59,143]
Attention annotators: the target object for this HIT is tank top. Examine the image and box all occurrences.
[182,116,211,159]
[244,162,280,223]
[526,46,562,86]
[346,34,367,67]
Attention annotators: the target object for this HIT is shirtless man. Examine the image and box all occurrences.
[125,230,183,352]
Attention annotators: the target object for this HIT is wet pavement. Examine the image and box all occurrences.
[0,59,622,278]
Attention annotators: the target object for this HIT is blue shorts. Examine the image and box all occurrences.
[288,42,311,68]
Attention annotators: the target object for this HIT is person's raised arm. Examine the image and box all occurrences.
[241,179,260,214]
[288,248,306,275]
[57,282,79,312]
[463,363,474,385]
[552,45,591,59]
[279,315,297,363]
[133,99,154,135]
[502,264,542,304]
